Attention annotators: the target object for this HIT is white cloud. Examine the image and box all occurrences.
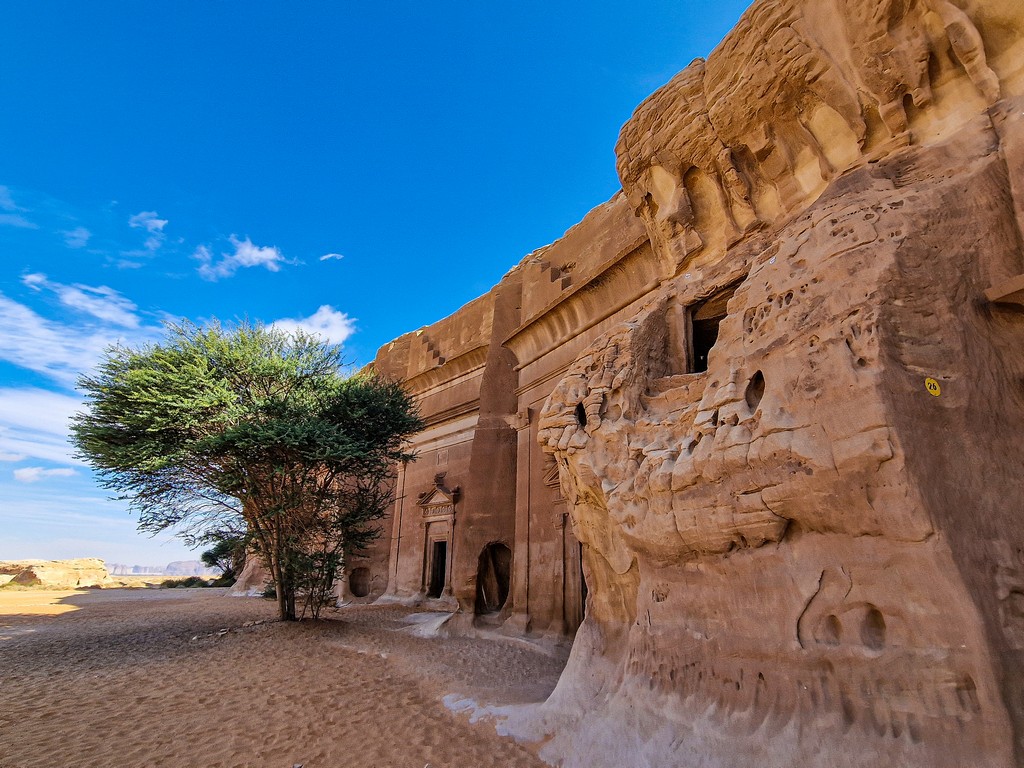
[63,226,91,248]
[0,388,87,466]
[0,186,37,228]
[0,292,160,388]
[128,210,167,234]
[319,252,344,261]
[272,305,356,346]
[128,210,168,252]
[21,273,140,328]
[13,466,77,483]
[0,185,24,212]
[0,213,38,229]
[194,235,289,280]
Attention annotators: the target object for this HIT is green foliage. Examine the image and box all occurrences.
[161,576,210,588]
[73,320,423,621]
[201,532,248,586]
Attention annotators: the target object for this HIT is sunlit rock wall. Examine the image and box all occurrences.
[529,0,1024,765]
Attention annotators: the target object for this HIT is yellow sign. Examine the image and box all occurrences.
[924,377,941,397]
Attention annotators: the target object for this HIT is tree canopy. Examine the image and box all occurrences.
[72,321,422,620]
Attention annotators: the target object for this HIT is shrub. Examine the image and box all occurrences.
[160,576,210,589]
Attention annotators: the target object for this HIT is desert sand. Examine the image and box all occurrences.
[0,588,566,768]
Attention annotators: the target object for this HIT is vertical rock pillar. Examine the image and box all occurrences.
[449,269,523,622]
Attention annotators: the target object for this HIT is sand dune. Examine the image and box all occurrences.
[0,588,567,768]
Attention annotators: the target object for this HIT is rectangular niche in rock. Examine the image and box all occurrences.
[689,281,739,373]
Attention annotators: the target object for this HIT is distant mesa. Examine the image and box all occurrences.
[107,560,215,577]
[0,558,216,588]
[0,558,109,589]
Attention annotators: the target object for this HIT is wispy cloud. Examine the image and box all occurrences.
[13,466,77,483]
[0,388,87,466]
[194,235,289,280]
[272,305,356,346]
[0,213,39,229]
[0,185,25,212]
[0,185,37,228]
[128,210,168,252]
[319,252,344,262]
[22,273,140,328]
[62,226,91,248]
[0,292,160,388]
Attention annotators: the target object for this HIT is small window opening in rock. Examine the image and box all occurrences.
[745,370,765,410]
[689,281,740,373]
[348,567,370,598]
[575,402,587,427]
[475,542,512,614]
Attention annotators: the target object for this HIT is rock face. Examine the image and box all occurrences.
[226,557,270,597]
[372,0,1024,764]
[0,559,109,589]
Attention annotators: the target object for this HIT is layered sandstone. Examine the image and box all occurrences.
[523,0,1024,765]
[370,0,1024,764]
[0,559,109,589]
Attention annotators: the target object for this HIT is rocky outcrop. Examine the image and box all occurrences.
[518,1,1024,766]
[0,559,109,589]
[365,0,1024,763]
[226,557,270,597]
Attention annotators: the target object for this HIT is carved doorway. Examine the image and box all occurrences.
[475,542,512,615]
[418,473,458,601]
[349,566,370,598]
[427,540,447,599]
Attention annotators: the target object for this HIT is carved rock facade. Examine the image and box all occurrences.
[371,1,1024,764]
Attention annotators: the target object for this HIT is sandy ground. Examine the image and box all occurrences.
[0,588,568,768]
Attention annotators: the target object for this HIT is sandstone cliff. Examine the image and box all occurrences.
[514,0,1024,766]
[0,559,109,589]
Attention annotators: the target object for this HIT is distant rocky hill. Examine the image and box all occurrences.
[107,560,216,577]
[0,558,109,588]
[0,559,218,587]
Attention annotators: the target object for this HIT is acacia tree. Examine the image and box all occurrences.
[72,321,422,620]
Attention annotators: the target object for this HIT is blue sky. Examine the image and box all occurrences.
[0,1,750,566]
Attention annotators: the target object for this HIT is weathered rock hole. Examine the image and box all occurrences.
[574,402,587,427]
[860,606,886,650]
[823,614,841,645]
[907,713,923,743]
[745,371,765,411]
[348,567,370,598]
[891,714,904,739]
[710,409,719,427]
[955,675,981,714]
[840,690,857,729]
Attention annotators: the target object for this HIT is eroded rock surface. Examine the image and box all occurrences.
[0,559,109,589]
[523,1,1024,765]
